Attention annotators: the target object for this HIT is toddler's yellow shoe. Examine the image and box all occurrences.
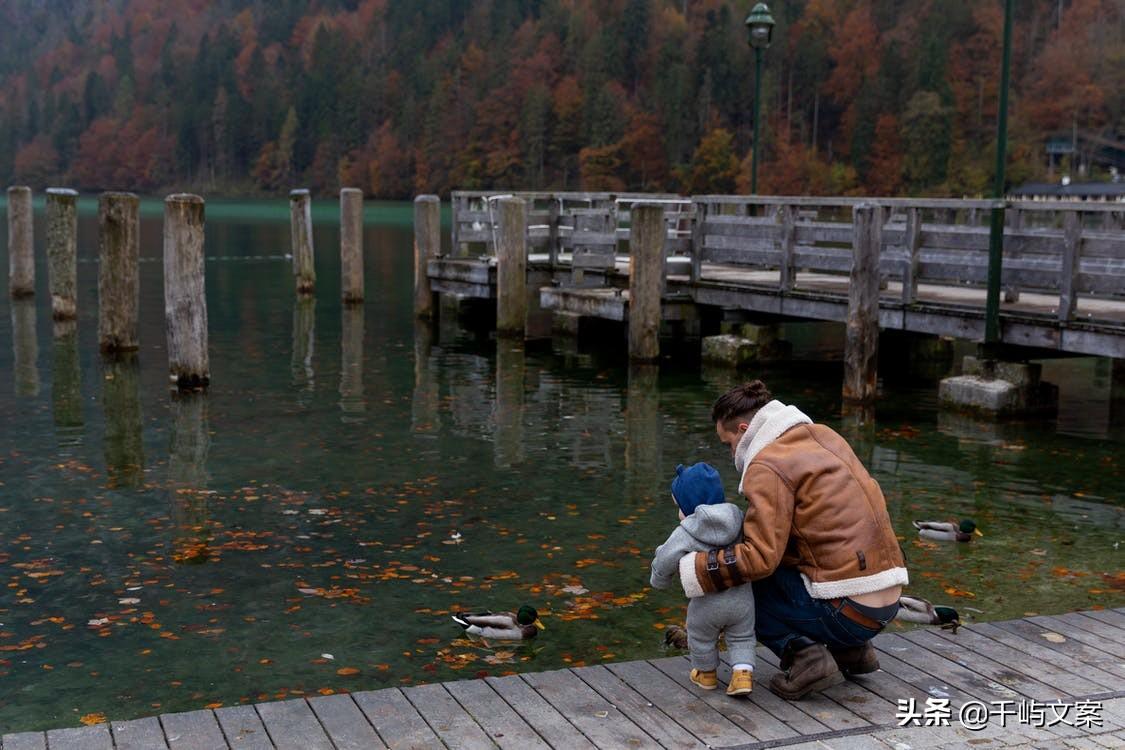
[726,669,753,696]
[689,669,718,690]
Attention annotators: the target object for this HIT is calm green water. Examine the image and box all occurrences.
[0,199,1122,732]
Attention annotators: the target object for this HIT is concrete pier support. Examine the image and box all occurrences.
[939,356,1058,417]
[702,322,792,368]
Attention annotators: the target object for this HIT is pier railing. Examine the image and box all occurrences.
[449,191,1125,324]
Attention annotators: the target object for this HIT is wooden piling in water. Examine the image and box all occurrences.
[843,203,882,404]
[628,203,666,362]
[413,195,440,320]
[340,188,364,304]
[103,353,144,489]
[11,298,39,396]
[496,197,528,337]
[98,192,140,353]
[52,320,83,448]
[163,194,209,389]
[7,186,34,298]
[339,305,365,418]
[46,188,79,321]
[290,189,315,294]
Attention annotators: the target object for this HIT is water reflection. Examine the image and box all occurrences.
[339,305,366,420]
[412,320,439,434]
[102,354,144,488]
[51,320,83,450]
[11,299,38,396]
[494,343,525,468]
[291,296,316,395]
[625,364,661,500]
[169,393,212,565]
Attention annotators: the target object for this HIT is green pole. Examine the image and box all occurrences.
[984,0,1014,345]
[752,47,763,194]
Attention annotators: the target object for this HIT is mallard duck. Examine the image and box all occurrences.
[452,605,545,640]
[897,595,961,632]
[913,519,982,542]
[664,625,688,650]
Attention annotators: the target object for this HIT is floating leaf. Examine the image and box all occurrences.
[1041,632,1066,643]
[80,713,106,726]
[336,667,360,676]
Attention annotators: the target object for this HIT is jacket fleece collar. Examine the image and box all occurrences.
[732,399,813,483]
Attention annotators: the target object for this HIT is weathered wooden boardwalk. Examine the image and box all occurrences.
[5,608,1125,749]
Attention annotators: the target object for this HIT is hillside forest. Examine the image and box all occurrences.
[0,0,1122,199]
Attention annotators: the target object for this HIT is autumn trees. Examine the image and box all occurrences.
[0,0,1121,199]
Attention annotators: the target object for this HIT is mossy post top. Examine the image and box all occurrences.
[290,189,310,199]
[45,187,78,200]
[166,193,204,205]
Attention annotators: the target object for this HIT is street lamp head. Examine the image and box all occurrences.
[745,2,775,49]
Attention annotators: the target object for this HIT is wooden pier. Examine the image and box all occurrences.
[427,192,1125,375]
[4,608,1124,749]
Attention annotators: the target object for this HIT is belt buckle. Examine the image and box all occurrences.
[706,549,719,572]
[722,545,737,565]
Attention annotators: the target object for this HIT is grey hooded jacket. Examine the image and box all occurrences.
[651,503,745,589]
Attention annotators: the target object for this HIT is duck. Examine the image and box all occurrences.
[913,519,982,542]
[452,605,545,640]
[897,595,961,633]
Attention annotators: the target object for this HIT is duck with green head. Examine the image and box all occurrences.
[897,595,961,632]
[913,519,982,542]
[452,605,545,640]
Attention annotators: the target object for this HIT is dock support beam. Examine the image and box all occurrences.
[164,194,209,390]
[414,195,440,320]
[290,189,315,295]
[98,192,141,353]
[843,203,881,404]
[629,203,665,362]
[496,197,528,337]
[340,188,364,304]
[7,186,34,298]
[46,188,79,321]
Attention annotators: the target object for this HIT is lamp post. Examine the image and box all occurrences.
[746,3,775,195]
[984,0,1014,345]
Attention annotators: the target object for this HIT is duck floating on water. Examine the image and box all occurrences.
[452,605,545,640]
[897,595,961,632]
[913,519,982,542]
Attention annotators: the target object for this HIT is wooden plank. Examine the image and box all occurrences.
[352,688,444,750]
[43,725,113,750]
[521,668,661,749]
[1060,210,1082,321]
[604,659,756,747]
[870,638,981,706]
[753,648,894,728]
[873,632,1023,703]
[214,705,273,750]
[111,717,170,750]
[401,683,494,750]
[573,664,709,750]
[307,694,387,750]
[0,733,46,750]
[1049,611,1125,652]
[970,622,1124,692]
[1078,608,1125,632]
[255,699,333,750]
[1027,615,1125,660]
[485,675,596,750]
[160,710,227,750]
[899,629,1066,701]
[444,678,551,750]
[926,623,1107,697]
[647,656,809,741]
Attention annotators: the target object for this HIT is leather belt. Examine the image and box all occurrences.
[829,598,885,631]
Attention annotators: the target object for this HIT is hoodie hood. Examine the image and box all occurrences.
[678,502,745,546]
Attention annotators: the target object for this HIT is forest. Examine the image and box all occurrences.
[0,0,1122,199]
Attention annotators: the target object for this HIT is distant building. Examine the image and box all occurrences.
[1009,179,1125,203]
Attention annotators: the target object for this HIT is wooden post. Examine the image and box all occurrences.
[901,207,921,305]
[450,193,463,258]
[412,320,439,433]
[163,194,209,389]
[11,298,39,396]
[546,196,560,268]
[169,392,212,564]
[778,204,796,292]
[340,188,364,303]
[103,353,144,489]
[629,203,666,362]
[289,189,315,294]
[843,203,881,404]
[494,342,526,468]
[7,186,34,297]
[46,188,79,321]
[98,192,140,353]
[1058,210,1082,322]
[496,197,528,337]
[414,195,440,319]
[339,305,365,419]
[690,201,705,284]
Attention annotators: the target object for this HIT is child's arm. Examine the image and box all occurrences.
[650,526,695,589]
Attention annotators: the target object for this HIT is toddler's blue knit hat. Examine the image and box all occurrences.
[671,462,724,516]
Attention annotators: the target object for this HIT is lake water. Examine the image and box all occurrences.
[0,198,1122,732]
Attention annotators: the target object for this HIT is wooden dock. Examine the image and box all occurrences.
[5,608,1124,749]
